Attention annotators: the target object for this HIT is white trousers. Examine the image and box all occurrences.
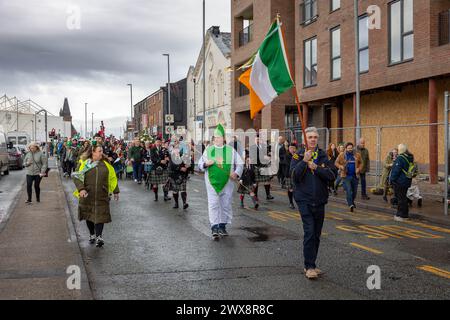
[205,178,235,227]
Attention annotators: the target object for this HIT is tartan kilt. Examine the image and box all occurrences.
[168,177,187,193]
[255,167,273,183]
[237,183,254,195]
[282,177,294,190]
[148,169,169,185]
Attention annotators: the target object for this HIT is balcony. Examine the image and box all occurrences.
[439,9,450,46]
[300,0,318,26]
[239,24,253,47]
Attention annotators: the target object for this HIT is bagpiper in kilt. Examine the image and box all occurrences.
[148,138,171,202]
[167,148,190,209]
[249,135,274,201]
[237,154,259,209]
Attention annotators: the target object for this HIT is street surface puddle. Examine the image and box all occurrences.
[241,226,299,242]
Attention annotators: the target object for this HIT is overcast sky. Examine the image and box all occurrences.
[0,0,231,137]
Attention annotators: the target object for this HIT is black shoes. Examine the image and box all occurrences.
[96,236,104,248]
[183,203,189,210]
[266,195,274,200]
[25,200,32,204]
[362,195,370,200]
[350,205,355,212]
[289,203,295,209]
[212,228,220,241]
[218,227,229,237]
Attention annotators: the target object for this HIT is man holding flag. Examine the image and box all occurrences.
[198,124,244,241]
[239,15,334,279]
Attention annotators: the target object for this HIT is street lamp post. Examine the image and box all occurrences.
[85,103,88,138]
[202,0,206,146]
[91,113,94,138]
[354,0,361,143]
[163,53,171,140]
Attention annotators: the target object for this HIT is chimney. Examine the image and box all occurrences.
[211,26,220,37]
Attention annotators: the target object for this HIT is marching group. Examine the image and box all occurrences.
[45,124,419,279]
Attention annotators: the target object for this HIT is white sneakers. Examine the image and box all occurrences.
[304,268,324,280]
[394,216,409,222]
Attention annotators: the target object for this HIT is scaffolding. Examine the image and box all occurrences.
[0,95,55,116]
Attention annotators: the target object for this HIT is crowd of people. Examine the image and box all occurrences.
[44,125,420,279]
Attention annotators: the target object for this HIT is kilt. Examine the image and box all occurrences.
[282,177,294,190]
[147,169,169,185]
[237,183,255,195]
[168,177,187,193]
[255,167,273,183]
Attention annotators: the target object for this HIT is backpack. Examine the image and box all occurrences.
[399,154,418,179]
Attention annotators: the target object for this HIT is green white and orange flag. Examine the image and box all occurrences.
[239,17,295,119]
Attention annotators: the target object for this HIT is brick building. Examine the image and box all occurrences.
[147,88,164,136]
[294,0,450,182]
[231,0,297,132]
[133,95,150,137]
[231,0,450,182]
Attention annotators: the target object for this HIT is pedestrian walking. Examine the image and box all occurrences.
[379,148,398,203]
[283,143,297,209]
[290,127,335,280]
[149,137,171,202]
[237,153,259,209]
[168,147,190,209]
[249,135,274,201]
[334,144,345,194]
[199,124,244,240]
[63,141,76,178]
[129,139,144,184]
[72,144,120,248]
[390,144,417,222]
[335,142,362,212]
[327,143,339,195]
[357,138,371,200]
[23,142,48,204]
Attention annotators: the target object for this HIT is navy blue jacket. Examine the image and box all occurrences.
[390,152,414,188]
[290,148,336,206]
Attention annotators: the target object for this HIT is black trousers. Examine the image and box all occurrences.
[26,175,42,201]
[86,220,104,237]
[394,184,409,218]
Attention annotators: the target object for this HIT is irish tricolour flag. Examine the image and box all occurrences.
[239,18,294,119]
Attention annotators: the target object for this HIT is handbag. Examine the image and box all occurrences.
[31,154,50,178]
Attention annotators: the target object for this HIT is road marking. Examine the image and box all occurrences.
[193,189,200,193]
[418,265,450,280]
[350,243,383,255]
[268,212,290,222]
[404,221,450,235]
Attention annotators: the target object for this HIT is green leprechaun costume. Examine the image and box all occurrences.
[198,124,244,239]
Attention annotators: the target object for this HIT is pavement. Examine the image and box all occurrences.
[1,163,449,300]
[0,158,92,300]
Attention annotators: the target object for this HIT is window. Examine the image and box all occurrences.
[301,0,318,25]
[239,20,253,47]
[389,0,414,64]
[331,26,341,80]
[304,37,317,87]
[331,0,340,12]
[439,10,450,46]
[217,71,224,106]
[359,15,369,73]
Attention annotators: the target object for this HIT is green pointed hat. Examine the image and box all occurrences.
[214,124,225,138]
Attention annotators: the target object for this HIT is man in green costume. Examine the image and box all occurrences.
[198,124,244,240]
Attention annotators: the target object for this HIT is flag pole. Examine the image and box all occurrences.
[277,14,308,147]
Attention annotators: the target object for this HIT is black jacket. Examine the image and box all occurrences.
[169,155,188,180]
[241,164,257,187]
[390,152,414,188]
[150,146,170,170]
[290,148,336,205]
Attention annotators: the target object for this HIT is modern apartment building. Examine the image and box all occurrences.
[293,0,450,181]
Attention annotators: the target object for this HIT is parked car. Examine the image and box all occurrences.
[8,146,24,170]
[0,130,9,176]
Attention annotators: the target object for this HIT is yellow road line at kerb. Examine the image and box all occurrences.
[418,265,450,280]
[349,243,383,255]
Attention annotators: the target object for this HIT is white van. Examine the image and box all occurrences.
[0,130,10,176]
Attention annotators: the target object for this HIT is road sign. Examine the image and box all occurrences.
[177,126,186,135]
[165,126,174,135]
[165,114,174,124]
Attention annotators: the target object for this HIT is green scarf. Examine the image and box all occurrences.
[71,159,99,184]
[207,145,233,194]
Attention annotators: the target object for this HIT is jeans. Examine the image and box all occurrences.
[132,162,143,182]
[297,202,325,270]
[360,173,368,197]
[26,175,42,201]
[394,184,409,218]
[343,176,359,207]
